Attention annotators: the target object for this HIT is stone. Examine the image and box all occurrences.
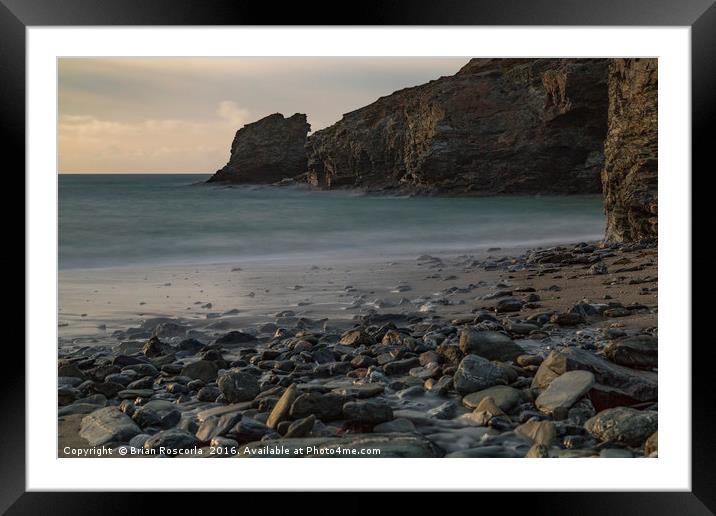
[104,373,132,386]
[128,434,151,449]
[117,389,154,400]
[383,358,420,376]
[142,336,167,357]
[474,396,505,418]
[495,297,524,313]
[267,384,298,428]
[604,335,657,370]
[152,321,187,338]
[342,400,394,425]
[339,329,375,347]
[79,407,141,446]
[453,355,508,395]
[178,338,205,353]
[284,414,316,438]
[585,407,657,447]
[373,418,416,433]
[196,403,252,422]
[462,385,522,412]
[515,420,557,446]
[228,417,276,443]
[58,386,78,405]
[143,429,199,454]
[549,313,585,326]
[290,392,344,421]
[602,58,658,242]
[197,385,220,402]
[589,262,608,275]
[121,363,158,377]
[131,400,181,429]
[458,330,524,362]
[58,376,83,388]
[426,401,458,420]
[207,113,310,184]
[531,348,657,402]
[214,330,258,346]
[426,375,453,396]
[331,384,384,399]
[506,321,539,335]
[180,360,218,383]
[526,443,549,458]
[217,371,260,403]
[644,431,658,456]
[210,436,239,450]
[517,354,543,367]
[91,382,124,398]
[58,362,85,379]
[535,370,595,419]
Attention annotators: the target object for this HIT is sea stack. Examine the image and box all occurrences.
[207,113,310,184]
[601,58,658,242]
[305,58,609,195]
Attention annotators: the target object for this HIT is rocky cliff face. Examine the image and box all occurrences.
[601,59,658,242]
[305,58,609,195]
[207,113,310,184]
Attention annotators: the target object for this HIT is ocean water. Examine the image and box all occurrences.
[59,174,605,270]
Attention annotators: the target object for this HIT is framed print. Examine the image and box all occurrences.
[5,0,711,511]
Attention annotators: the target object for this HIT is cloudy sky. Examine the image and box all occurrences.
[58,57,468,173]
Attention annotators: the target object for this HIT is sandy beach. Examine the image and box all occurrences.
[58,239,657,458]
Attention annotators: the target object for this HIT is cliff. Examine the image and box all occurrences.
[304,58,609,195]
[601,59,658,242]
[207,113,310,184]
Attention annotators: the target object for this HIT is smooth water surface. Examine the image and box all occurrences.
[59,174,605,270]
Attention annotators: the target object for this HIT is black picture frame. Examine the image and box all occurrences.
[4,0,709,512]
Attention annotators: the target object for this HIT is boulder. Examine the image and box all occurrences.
[515,420,557,446]
[79,407,141,446]
[453,355,508,395]
[535,370,595,418]
[462,385,523,412]
[604,335,657,369]
[342,400,394,425]
[585,407,657,447]
[531,348,657,402]
[180,360,219,383]
[458,330,524,362]
[289,392,344,421]
[217,371,260,403]
[143,429,199,454]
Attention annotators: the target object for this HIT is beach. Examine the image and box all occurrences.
[58,238,657,458]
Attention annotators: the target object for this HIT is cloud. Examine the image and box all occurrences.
[58,101,248,172]
[216,101,251,128]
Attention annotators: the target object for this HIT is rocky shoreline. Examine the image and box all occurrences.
[58,240,657,458]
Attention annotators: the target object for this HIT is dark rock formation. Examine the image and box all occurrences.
[304,58,609,195]
[207,113,310,184]
[601,58,658,242]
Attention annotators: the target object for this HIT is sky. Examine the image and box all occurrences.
[58,57,469,173]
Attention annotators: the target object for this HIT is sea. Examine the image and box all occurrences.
[59,174,605,270]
